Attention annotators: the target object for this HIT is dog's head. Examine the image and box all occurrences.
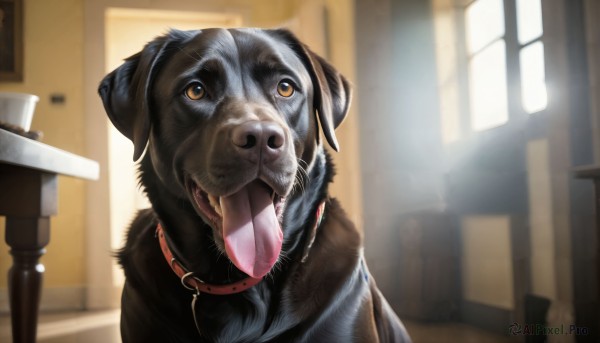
[99,28,350,278]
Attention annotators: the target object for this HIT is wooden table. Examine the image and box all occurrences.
[0,128,99,343]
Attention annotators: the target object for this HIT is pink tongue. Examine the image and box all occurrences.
[221,181,283,278]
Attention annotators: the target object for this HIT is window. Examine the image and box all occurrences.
[516,0,547,114]
[520,41,547,114]
[465,0,509,131]
[463,0,547,134]
[469,40,509,131]
[516,0,543,44]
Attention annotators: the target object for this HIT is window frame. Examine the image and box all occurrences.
[455,0,547,141]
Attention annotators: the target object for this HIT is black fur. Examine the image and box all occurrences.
[100,28,411,342]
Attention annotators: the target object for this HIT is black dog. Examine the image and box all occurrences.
[99,28,411,343]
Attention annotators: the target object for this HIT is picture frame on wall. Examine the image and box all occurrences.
[0,0,23,82]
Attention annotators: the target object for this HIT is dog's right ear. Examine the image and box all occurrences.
[98,30,194,161]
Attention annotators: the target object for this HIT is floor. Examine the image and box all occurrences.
[404,321,517,343]
[0,311,517,343]
[0,310,121,343]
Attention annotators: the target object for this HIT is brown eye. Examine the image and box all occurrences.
[185,83,205,100]
[277,80,295,97]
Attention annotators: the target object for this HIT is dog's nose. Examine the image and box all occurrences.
[231,121,285,163]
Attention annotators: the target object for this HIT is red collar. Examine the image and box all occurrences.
[156,200,326,295]
[157,223,261,295]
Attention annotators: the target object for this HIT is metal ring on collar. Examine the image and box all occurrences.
[181,271,201,292]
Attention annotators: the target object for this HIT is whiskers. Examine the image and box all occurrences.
[208,237,226,260]
[265,250,292,283]
[292,158,310,196]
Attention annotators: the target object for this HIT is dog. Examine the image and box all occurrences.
[99,28,411,343]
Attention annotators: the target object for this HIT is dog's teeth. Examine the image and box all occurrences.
[214,198,222,216]
[208,194,222,215]
[208,194,216,207]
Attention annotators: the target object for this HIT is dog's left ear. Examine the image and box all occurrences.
[98,30,194,161]
[272,29,352,152]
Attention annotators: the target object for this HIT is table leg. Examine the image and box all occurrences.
[5,217,50,343]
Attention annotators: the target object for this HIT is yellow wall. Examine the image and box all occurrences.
[0,0,86,288]
[323,0,362,228]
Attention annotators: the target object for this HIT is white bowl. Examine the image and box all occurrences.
[0,92,40,131]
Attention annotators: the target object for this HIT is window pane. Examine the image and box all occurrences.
[516,0,543,44]
[469,40,509,131]
[465,0,505,54]
[520,41,547,113]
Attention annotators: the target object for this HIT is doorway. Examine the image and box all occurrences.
[83,5,243,309]
[104,6,242,287]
